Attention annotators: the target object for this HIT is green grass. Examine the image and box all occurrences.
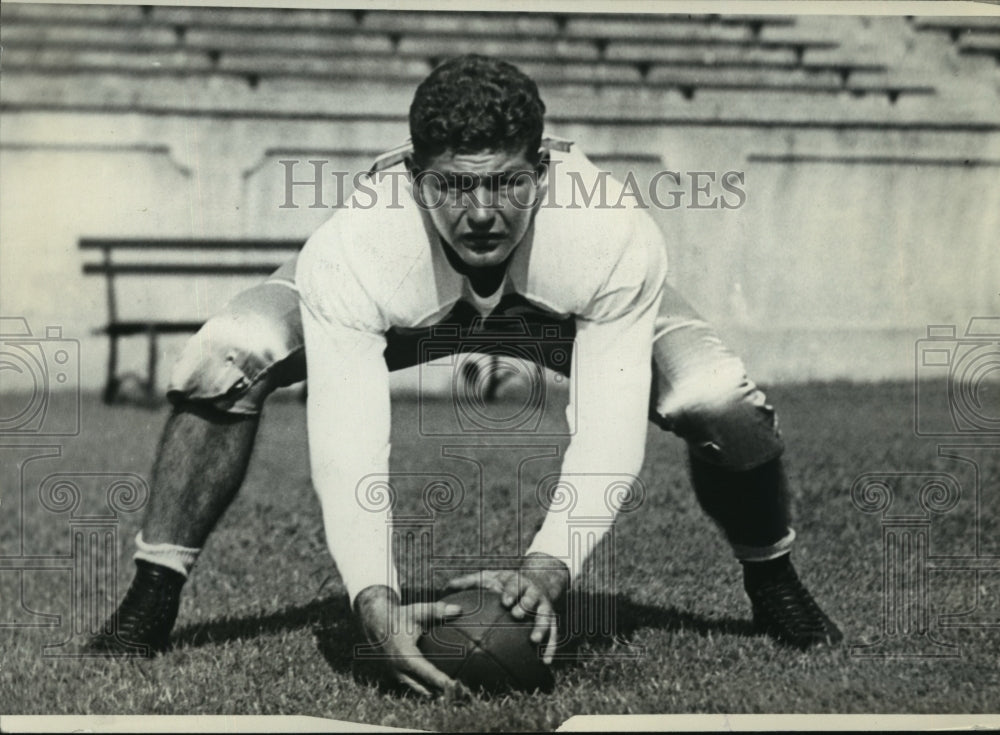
[2,383,999,729]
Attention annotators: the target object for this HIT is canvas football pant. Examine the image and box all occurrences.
[167,257,793,558]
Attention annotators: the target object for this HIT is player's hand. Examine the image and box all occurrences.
[444,553,569,664]
[353,585,468,699]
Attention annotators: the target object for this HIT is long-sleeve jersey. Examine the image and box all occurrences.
[297,143,668,605]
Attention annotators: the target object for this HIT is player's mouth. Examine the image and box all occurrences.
[461,234,506,251]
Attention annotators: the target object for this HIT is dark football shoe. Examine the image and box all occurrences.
[742,555,843,650]
[85,559,185,657]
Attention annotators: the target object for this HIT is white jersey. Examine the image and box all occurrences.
[297,144,668,603]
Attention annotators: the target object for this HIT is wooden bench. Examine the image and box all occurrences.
[80,238,300,404]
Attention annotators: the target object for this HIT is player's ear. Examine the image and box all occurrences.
[404,155,424,204]
[534,150,550,204]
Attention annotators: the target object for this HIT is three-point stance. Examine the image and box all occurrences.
[89,55,841,695]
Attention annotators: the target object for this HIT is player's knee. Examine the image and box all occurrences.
[652,367,784,471]
[167,310,303,415]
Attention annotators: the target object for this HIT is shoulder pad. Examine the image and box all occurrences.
[367,140,414,177]
[541,136,574,153]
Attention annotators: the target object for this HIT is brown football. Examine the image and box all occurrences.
[417,588,555,695]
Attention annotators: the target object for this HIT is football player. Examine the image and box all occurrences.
[88,55,841,695]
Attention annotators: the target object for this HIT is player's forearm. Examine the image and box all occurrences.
[525,370,652,580]
[300,297,399,606]
[525,437,647,582]
[526,286,662,581]
[305,386,400,604]
[311,459,401,605]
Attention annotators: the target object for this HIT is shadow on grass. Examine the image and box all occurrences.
[169,590,754,686]
[171,594,357,670]
[550,591,754,667]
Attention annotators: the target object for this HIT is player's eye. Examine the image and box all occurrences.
[504,171,537,193]
[412,168,538,207]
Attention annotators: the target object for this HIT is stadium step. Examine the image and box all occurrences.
[2,36,869,76]
[1,47,216,74]
[0,22,398,55]
[840,71,937,99]
[607,42,799,66]
[1,22,179,47]
[396,36,601,62]
[562,16,761,43]
[1,7,995,124]
[357,10,561,36]
[215,53,430,81]
[148,5,359,31]
[1,34,896,88]
[182,28,394,55]
[0,16,835,61]
[2,68,982,127]
[644,65,844,90]
[911,15,1000,35]
[959,32,1000,60]
[0,54,936,100]
[0,2,146,22]
[0,70,416,117]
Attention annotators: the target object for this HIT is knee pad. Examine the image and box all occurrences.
[653,365,785,472]
[167,281,305,415]
[651,315,785,471]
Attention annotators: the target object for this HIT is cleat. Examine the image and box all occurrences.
[742,555,843,650]
[85,560,185,657]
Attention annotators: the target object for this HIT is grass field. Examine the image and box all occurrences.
[2,382,999,730]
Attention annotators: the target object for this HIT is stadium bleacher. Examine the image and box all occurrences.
[1,4,998,388]
[3,5,995,108]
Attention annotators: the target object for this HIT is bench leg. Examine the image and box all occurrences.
[146,326,159,403]
[102,331,120,404]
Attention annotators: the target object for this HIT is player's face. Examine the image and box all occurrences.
[412,147,547,269]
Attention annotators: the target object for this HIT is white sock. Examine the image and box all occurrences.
[732,528,797,562]
[133,531,200,578]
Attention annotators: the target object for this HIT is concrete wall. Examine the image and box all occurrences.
[1,7,998,392]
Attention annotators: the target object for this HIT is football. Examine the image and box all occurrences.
[418,588,555,695]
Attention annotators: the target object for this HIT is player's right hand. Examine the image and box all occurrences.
[353,584,467,699]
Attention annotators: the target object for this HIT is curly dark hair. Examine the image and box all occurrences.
[409,55,546,165]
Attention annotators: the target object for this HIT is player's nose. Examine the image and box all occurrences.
[465,195,497,228]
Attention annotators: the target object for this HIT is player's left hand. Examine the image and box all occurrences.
[444,553,569,664]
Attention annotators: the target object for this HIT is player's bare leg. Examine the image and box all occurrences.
[86,404,260,656]
[143,402,259,548]
[86,265,300,657]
